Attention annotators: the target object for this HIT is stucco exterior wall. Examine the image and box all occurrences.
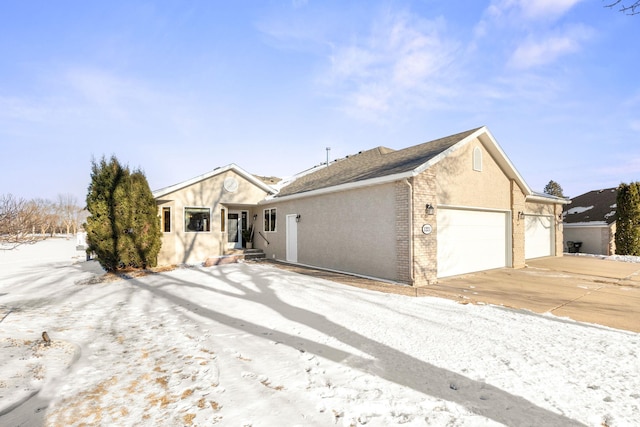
[433,139,512,209]
[156,170,269,265]
[259,183,399,281]
[564,224,613,255]
[431,139,521,275]
[525,202,556,215]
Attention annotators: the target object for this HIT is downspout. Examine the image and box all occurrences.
[403,179,415,286]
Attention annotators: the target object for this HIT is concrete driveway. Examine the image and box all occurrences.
[432,256,640,333]
[269,256,640,333]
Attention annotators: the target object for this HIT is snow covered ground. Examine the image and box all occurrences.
[1,239,639,426]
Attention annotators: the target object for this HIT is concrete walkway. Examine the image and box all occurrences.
[268,257,640,333]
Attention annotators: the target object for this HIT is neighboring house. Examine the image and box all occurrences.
[154,126,569,285]
[563,188,617,255]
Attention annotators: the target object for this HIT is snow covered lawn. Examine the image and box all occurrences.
[1,239,638,426]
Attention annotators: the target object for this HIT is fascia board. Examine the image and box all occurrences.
[412,127,484,175]
[411,126,533,198]
[527,194,572,205]
[262,171,414,204]
[153,164,275,199]
[477,129,532,196]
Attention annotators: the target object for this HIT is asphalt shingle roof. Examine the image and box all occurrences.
[277,127,482,197]
[563,187,618,224]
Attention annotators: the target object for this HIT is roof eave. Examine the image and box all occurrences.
[153,164,277,199]
[412,126,535,197]
[264,171,414,204]
[527,193,572,205]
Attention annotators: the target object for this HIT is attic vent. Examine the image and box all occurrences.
[473,147,482,172]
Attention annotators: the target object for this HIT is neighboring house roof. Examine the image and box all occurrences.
[563,187,617,225]
[152,163,277,199]
[272,126,565,204]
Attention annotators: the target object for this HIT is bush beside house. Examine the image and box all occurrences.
[85,156,161,271]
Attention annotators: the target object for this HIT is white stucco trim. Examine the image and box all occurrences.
[153,163,276,199]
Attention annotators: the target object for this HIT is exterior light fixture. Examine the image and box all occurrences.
[518,211,525,220]
[253,214,258,221]
[426,204,435,215]
[296,214,301,222]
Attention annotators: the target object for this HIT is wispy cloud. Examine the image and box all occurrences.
[480,0,584,25]
[520,0,585,20]
[323,11,460,121]
[292,0,308,9]
[475,0,592,71]
[508,24,593,69]
[63,67,157,119]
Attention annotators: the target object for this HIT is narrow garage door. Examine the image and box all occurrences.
[525,215,554,259]
[437,208,509,278]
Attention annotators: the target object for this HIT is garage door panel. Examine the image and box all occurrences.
[437,209,508,278]
[525,215,553,259]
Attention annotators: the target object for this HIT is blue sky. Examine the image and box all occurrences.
[1,0,638,203]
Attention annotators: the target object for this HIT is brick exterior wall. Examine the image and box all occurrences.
[554,203,564,257]
[511,180,526,269]
[411,172,438,286]
[395,180,412,284]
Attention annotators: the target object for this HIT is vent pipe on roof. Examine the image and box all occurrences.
[326,147,331,167]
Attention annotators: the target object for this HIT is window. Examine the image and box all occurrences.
[162,207,171,233]
[184,207,211,232]
[220,208,226,232]
[264,208,276,232]
[473,146,482,172]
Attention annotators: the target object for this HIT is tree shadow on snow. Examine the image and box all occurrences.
[132,264,584,427]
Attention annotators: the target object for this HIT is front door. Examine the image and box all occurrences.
[227,211,248,249]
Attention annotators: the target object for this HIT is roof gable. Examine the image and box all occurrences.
[563,187,617,224]
[276,127,482,198]
[275,126,543,201]
[152,164,276,199]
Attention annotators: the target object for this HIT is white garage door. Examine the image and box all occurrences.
[437,208,509,278]
[525,215,554,259]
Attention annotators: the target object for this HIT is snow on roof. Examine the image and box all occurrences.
[566,206,594,215]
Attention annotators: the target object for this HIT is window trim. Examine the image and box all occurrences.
[184,206,212,233]
[473,146,483,172]
[264,208,277,232]
[162,206,171,233]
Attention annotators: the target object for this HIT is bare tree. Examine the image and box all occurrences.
[57,193,82,235]
[605,0,640,15]
[31,198,58,236]
[0,194,43,248]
